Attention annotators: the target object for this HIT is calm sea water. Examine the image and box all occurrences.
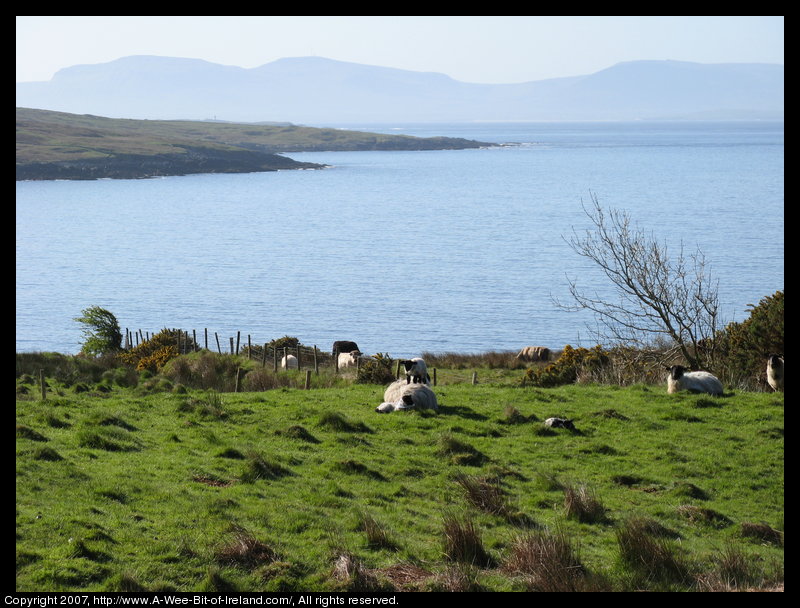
[16,122,784,357]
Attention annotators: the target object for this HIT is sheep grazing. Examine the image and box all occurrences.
[332,341,360,357]
[337,350,361,369]
[665,365,723,396]
[516,346,550,362]
[280,354,298,370]
[376,381,438,414]
[767,354,784,392]
[544,417,576,431]
[401,357,430,384]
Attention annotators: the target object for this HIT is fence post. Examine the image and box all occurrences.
[236,331,241,355]
[305,370,311,390]
[193,330,197,352]
[273,347,278,372]
[215,332,222,354]
[247,335,252,359]
[472,371,478,385]
[313,346,319,374]
[229,337,234,355]
[296,345,301,370]
[334,350,339,374]
[39,369,46,400]
[262,343,268,367]
[205,328,208,351]
[235,367,241,393]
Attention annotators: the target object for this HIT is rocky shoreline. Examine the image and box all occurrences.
[15,146,325,181]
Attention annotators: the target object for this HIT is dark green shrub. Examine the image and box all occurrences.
[716,290,784,388]
[74,306,122,357]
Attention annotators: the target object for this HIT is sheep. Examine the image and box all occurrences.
[280,354,298,370]
[516,346,550,362]
[337,350,361,369]
[767,354,784,392]
[665,365,723,396]
[543,417,576,430]
[332,341,360,357]
[401,357,430,384]
[376,381,438,413]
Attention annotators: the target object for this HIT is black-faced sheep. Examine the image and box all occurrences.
[376,381,438,413]
[337,350,361,369]
[665,365,723,396]
[401,358,430,384]
[281,354,298,369]
[516,346,550,362]
[544,417,576,431]
[767,354,784,392]
[332,341,360,357]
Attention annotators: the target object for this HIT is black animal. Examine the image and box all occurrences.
[332,341,360,357]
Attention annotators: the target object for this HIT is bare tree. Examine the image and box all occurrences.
[556,194,720,369]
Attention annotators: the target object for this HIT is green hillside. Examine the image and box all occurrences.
[16,108,490,180]
[16,356,783,592]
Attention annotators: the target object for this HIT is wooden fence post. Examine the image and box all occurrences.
[193,330,197,352]
[215,332,222,354]
[313,346,319,374]
[305,370,311,390]
[296,345,301,370]
[235,367,241,393]
[273,347,278,372]
[262,343,268,367]
[236,331,241,355]
[229,337,234,355]
[472,371,478,385]
[204,328,208,351]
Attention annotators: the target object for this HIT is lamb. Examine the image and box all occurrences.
[544,417,577,431]
[376,381,438,413]
[767,354,784,392]
[665,365,723,396]
[401,357,430,384]
[337,350,361,369]
[280,354,298,370]
[516,346,551,362]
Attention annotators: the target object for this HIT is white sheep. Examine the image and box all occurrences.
[401,357,430,384]
[665,365,723,396]
[281,354,298,369]
[767,354,784,392]
[376,381,438,413]
[337,350,361,369]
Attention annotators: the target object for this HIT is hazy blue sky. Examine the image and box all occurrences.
[16,16,784,84]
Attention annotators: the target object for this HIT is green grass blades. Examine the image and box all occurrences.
[16,382,783,591]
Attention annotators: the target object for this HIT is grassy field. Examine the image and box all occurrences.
[16,368,783,592]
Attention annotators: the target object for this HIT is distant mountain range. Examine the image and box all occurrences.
[16,55,784,124]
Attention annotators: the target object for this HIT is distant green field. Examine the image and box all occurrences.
[16,369,783,592]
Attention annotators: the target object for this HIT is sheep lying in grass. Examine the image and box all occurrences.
[281,354,298,370]
[401,357,430,384]
[544,417,576,431]
[376,381,438,413]
[767,354,784,392]
[337,350,361,369]
[665,365,723,396]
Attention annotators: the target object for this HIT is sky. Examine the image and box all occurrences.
[16,16,784,84]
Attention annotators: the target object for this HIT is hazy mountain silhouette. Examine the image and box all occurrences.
[16,55,784,123]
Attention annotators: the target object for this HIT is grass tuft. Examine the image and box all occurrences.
[616,517,692,585]
[214,525,278,570]
[563,484,608,523]
[441,511,495,567]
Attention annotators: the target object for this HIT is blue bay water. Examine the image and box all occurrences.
[16,122,784,357]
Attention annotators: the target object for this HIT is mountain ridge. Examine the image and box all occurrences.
[16,56,784,124]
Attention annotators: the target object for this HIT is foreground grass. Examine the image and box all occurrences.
[16,379,783,591]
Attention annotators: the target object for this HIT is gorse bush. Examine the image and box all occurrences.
[120,329,194,373]
[355,353,396,385]
[521,345,610,388]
